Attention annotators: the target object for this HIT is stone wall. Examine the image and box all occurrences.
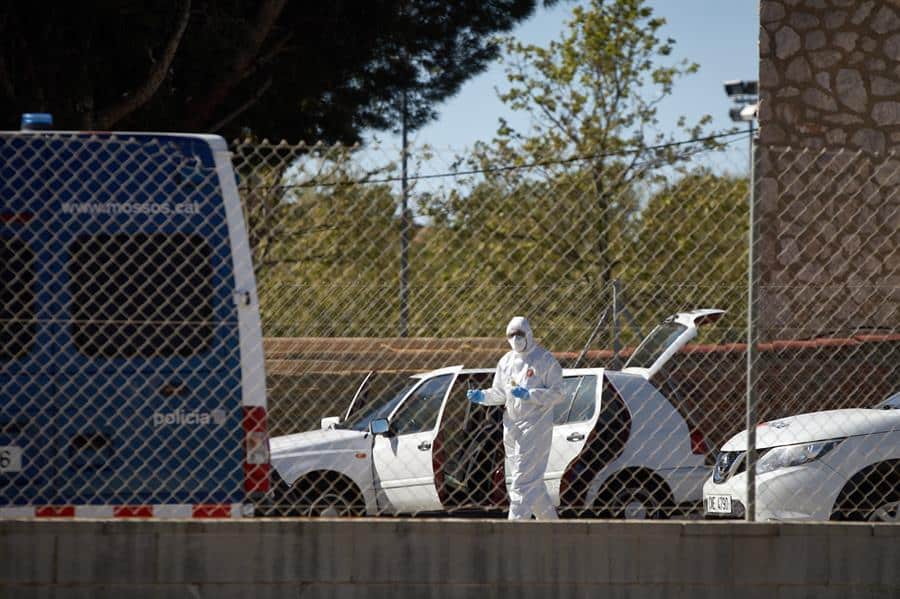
[758,0,900,339]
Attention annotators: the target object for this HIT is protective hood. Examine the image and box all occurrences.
[506,316,535,354]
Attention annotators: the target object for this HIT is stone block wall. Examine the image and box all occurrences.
[758,0,900,339]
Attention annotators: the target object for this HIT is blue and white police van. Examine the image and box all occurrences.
[0,114,269,518]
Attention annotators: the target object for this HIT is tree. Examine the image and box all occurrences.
[623,169,749,341]
[254,175,405,336]
[456,0,716,286]
[0,1,555,143]
[415,163,637,344]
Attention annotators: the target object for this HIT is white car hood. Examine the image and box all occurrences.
[270,428,370,457]
[723,409,900,451]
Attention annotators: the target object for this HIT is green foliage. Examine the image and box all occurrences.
[251,147,405,337]
[252,0,749,351]
[456,0,719,288]
[621,170,750,344]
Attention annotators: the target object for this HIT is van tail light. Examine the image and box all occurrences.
[246,432,269,464]
[690,427,709,455]
[243,406,270,493]
[1,212,33,224]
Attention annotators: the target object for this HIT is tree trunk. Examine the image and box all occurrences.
[92,0,191,130]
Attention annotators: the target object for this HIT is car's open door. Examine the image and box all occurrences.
[320,371,375,429]
[343,370,375,422]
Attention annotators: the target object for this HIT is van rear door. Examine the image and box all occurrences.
[10,133,247,508]
[0,181,59,506]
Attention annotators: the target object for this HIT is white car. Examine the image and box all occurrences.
[261,310,724,518]
[703,393,900,522]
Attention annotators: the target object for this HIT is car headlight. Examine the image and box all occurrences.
[755,439,843,475]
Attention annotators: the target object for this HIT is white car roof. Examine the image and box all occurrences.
[412,366,605,378]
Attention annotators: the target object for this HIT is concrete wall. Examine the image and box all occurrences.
[757,0,900,339]
[3,519,899,598]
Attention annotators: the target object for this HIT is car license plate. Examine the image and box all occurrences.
[705,494,732,515]
[0,446,23,472]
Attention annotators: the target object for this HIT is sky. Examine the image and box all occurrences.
[365,0,759,178]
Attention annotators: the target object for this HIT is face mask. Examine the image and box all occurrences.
[509,333,527,353]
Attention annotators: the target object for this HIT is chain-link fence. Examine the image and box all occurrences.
[706,145,900,523]
[2,131,898,521]
[1,132,268,518]
[234,136,898,522]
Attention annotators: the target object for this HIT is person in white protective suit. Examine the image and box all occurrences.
[466,317,564,520]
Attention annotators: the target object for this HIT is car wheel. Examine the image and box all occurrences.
[831,461,899,521]
[306,491,356,517]
[293,475,366,517]
[867,499,900,523]
[608,486,665,520]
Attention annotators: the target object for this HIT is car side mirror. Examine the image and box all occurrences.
[369,418,391,436]
[320,416,341,430]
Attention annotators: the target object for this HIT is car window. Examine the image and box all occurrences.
[624,322,687,369]
[874,392,900,410]
[0,237,35,360]
[340,379,418,432]
[391,373,453,435]
[554,375,599,424]
[553,378,577,424]
[567,375,598,423]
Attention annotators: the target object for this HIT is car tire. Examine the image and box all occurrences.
[867,499,900,523]
[831,461,900,522]
[605,486,666,520]
[292,474,366,517]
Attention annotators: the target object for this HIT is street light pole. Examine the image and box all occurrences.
[400,91,410,338]
[745,123,758,523]
[724,79,758,522]
[748,119,754,177]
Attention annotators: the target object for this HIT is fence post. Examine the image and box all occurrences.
[745,125,759,522]
[399,93,410,338]
[612,279,621,369]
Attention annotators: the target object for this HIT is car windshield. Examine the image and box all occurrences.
[624,322,687,369]
[873,392,900,410]
[338,379,419,432]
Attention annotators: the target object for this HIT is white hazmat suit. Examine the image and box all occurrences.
[474,317,564,520]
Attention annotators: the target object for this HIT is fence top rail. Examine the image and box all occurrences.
[263,332,900,364]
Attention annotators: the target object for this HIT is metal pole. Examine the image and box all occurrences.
[745,120,758,522]
[748,119,754,177]
[611,279,621,369]
[574,305,609,369]
[399,92,410,338]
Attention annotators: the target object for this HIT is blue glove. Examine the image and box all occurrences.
[467,389,486,404]
[511,386,529,399]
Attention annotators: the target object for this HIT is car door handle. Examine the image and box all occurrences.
[566,432,585,442]
[417,441,432,451]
